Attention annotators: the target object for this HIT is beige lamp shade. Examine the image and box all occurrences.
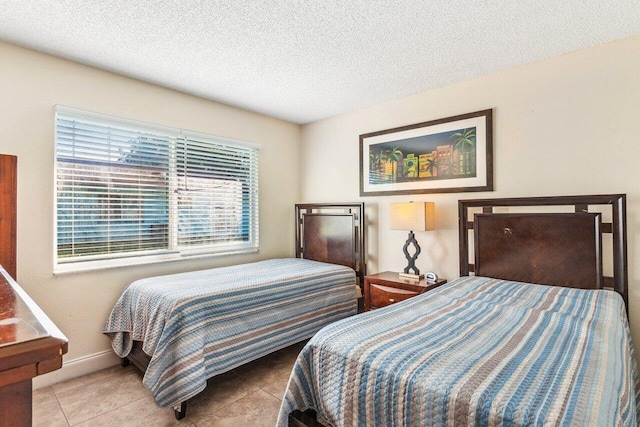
[390,202,435,231]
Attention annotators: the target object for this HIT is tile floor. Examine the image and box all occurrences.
[33,341,306,427]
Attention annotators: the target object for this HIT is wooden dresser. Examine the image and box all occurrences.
[0,267,68,426]
[0,154,68,426]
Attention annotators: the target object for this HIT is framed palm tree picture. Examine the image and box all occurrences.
[359,109,493,196]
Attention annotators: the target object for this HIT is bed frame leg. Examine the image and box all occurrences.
[289,409,322,427]
[174,402,187,420]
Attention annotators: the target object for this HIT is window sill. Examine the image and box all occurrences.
[53,247,259,275]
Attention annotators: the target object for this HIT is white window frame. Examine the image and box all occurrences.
[53,106,260,274]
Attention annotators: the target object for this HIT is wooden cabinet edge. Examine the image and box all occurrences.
[0,266,68,383]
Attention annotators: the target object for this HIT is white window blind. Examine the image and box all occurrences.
[54,106,259,272]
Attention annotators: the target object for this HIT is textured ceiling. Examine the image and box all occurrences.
[0,1,638,124]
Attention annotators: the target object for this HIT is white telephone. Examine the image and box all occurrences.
[425,271,438,282]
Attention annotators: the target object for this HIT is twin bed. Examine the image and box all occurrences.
[105,195,638,426]
[282,194,638,426]
[103,203,366,419]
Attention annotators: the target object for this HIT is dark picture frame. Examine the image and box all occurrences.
[359,109,493,196]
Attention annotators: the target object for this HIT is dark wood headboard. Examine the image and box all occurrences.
[295,203,366,289]
[459,195,627,308]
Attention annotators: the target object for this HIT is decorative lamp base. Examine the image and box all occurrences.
[402,230,421,275]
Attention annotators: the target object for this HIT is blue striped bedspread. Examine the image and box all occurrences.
[278,276,639,426]
[103,258,357,407]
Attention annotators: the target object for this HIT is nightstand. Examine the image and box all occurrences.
[364,271,447,311]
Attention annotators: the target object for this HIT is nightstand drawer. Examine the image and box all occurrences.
[369,283,419,309]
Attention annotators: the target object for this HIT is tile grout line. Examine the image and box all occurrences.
[50,385,71,427]
[66,395,150,427]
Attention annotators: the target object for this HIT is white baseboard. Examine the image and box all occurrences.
[33,350,121,390]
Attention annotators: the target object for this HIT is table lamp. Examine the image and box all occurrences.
[390,202,435,279]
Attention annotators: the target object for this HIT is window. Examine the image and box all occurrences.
[54,106,259,273]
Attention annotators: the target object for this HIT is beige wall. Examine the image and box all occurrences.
[300,35,640,349]
[0,41,300,363]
